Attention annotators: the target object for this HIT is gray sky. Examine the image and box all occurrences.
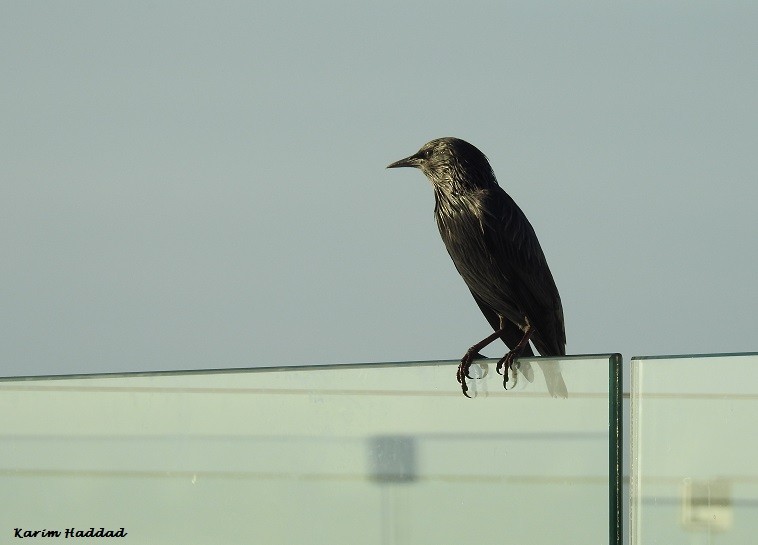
[2,2,757,377]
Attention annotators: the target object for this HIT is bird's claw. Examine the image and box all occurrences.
[457,349,480,398]
[496,351,517,389]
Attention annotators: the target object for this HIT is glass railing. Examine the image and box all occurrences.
[631,353,758,545]
[1,355,621,544]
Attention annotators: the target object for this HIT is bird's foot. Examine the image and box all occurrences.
[457,348,483,398]
[496,351,518,389]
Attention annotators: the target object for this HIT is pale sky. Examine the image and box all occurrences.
[2,2,757,377]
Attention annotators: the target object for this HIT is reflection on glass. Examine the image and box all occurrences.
[631,353,758,545]
[1,355,620,545]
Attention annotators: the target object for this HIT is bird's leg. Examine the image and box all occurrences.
[457,327,508,398]
[496,326,533,389]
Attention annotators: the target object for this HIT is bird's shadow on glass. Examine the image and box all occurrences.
[468,359,568,398]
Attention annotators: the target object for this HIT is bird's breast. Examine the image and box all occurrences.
[434,192,524,325]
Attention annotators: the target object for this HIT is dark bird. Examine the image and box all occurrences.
[387,137,567,397]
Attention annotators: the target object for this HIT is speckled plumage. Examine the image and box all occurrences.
[388,137,566,396]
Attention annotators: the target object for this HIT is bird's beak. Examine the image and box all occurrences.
[386,153,422,169]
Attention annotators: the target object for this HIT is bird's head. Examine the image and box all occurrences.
[387,137,497,191]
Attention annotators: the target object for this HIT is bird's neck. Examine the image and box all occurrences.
[432,177,498,198]
[432,174,497,200]
[433,185,486,223]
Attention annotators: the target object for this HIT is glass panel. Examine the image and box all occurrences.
[2,355,620,544]
[631,353,758,545]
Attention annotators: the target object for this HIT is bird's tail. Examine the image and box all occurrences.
[529,329,567,397]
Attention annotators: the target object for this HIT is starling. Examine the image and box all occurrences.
[387,137,567,397]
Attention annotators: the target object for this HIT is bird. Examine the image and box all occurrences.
[387,137,567,398]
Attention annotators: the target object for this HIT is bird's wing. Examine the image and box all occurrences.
[481,188,566,356]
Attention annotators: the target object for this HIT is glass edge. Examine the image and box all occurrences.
[629,356,641,545]
[609,353,623,545]
[0,353,620,382]
[630,351,758,361]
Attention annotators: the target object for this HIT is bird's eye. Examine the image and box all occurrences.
[420,149,432,159]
